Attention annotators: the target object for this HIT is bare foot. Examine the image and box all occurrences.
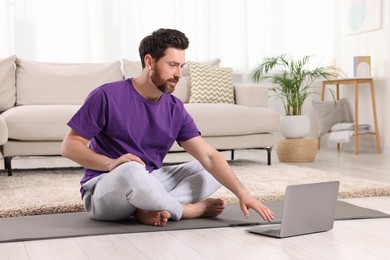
[182,198,225,219]
[134,209,171,226]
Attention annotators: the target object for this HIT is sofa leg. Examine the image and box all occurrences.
[4,157,12,176]
[265,147,272,166]
[231,150,235,160]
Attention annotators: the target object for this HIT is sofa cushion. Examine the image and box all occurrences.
[0,55,16,112]
[182,58,220,77]
[2,105,81,140]
[188,61,234,104]
[185,103,280,136]
[122,59,142,78]
[173,76,190,103]
[15,59,123,105]
[234,85,269,108]
[0,115,8,145]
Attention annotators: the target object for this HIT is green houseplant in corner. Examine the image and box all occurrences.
[250,54,340,138]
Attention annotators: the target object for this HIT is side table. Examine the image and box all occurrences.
[320,78,381,154]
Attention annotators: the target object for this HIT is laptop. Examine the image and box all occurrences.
[247,181,340,238]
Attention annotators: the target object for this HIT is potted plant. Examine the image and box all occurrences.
[250,54,340,138]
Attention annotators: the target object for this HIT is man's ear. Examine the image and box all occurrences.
[144,54,153,69]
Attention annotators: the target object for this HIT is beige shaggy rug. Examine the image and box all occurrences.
[1,160,390,218]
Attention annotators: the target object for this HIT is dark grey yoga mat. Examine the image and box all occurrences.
[1,201,389,243]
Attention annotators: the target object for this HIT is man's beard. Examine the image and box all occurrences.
[151,70,178,94]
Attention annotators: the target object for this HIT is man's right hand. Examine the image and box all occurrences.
[62,129,146,172]
[108,153,146,171]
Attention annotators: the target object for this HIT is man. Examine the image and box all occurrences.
[61,28,274,226]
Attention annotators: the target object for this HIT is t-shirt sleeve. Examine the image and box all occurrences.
[176,108,201,143]
[67,88,107,140]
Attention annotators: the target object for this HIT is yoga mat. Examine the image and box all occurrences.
[1,201,389,243]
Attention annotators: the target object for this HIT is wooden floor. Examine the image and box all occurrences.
[1,148,390,260]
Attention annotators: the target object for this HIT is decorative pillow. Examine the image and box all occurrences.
[0,55,16,112]
[188,61,234,104]
[182,58,220,77]
[312,98,353,136]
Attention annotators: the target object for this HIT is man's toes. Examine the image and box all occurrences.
[161,211,171,219]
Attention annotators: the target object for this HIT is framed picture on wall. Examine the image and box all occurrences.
[348,0,382,35]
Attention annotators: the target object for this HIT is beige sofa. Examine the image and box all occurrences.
[0,55,280,176]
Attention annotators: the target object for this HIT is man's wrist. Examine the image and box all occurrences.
[235,186,250,201]
[104,158,115,171]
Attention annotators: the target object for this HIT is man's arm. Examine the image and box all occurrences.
[180,136,274,222]
[61,129,145,171]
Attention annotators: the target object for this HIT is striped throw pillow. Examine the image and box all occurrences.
[188,61,234,104]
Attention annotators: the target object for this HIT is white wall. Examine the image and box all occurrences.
[258,1,389,154]
[333,1,389,154]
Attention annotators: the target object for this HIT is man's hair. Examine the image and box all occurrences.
[139,28,189,68]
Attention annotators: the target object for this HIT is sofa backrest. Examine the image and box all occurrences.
[0,55,17,112]
[1,56,231,108]
[15,59,124,105]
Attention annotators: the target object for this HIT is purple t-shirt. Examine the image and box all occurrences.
[67,79,200,188]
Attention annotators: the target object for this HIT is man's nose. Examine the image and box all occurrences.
[174,67,182,79]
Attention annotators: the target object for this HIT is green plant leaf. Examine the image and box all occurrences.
[249,54,342,115]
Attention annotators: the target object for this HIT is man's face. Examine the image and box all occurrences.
[150,48,185,94]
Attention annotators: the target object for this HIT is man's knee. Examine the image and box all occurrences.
[115,161,147,175]
[109,161,147,182]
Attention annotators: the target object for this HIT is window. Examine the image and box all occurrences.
[0,0,335,73]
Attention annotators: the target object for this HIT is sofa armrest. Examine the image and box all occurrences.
[234,84,269,107]
[0,114,8,146]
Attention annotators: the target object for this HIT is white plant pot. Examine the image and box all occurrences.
[280,115,310,139]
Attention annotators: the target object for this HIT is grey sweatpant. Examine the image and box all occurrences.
[82,160,221,221]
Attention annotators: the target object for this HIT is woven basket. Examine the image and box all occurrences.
[277,138,318,162]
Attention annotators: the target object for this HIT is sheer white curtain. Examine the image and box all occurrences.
[0,0,13,56]
[1,0,335,72]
